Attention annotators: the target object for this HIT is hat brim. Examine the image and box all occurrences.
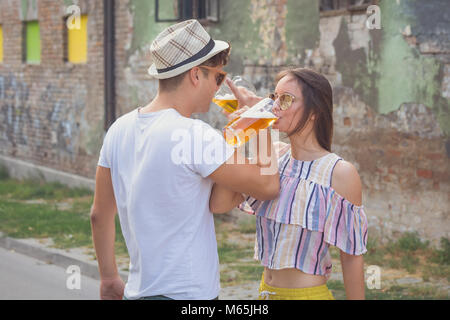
[148,40,229,79]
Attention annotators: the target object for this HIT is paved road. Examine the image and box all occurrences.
[0,246,100,300]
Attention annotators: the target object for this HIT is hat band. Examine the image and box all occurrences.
[156,38,215,74]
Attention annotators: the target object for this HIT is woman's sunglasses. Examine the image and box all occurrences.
[198,66,228,86]
[269,92,296,111]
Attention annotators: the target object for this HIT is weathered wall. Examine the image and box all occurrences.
[114,0,449,244]
[0,0,105,178]
[0,0,448,244]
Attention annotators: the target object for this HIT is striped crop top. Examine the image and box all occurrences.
[239,144,368,278]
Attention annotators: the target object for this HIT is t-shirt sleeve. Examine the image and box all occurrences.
[187,120,235,178]
[97,126,114,168]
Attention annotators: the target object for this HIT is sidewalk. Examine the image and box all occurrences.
[0,231,261,299]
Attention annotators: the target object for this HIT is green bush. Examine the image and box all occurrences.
[397,231,429,252]
[429,237,450,265]
[0,165,9,180]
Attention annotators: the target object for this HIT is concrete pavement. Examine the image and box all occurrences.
[0,246,100,300]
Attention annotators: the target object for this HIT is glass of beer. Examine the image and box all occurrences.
[223,98,277,148]
[213,76,256,113]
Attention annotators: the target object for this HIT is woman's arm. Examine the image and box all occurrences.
[340,251,365,300]
[332,160,365,299]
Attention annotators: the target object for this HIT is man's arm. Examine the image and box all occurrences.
[209,184,244,214]
[209,79,279,212]
[90,166,124,300]
[209,128,279,205]
[209,129,280,213]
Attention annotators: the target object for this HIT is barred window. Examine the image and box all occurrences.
[320,0,376,15]
[155,0,220,23]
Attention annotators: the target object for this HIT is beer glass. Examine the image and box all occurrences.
[223,98,277,148]
[213,76,256,113]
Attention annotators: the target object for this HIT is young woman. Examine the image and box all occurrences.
[210,68,368,300]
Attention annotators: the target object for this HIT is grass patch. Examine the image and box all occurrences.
[328,281,449,300]
[233,265,264,282]
[0,198,126,252]
[363,231,450,281]
[0,178,92,201]
[0,177,126,256]
[218,241,253,264]
[236,215,256,234]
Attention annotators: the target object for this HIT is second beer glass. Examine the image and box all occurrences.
[213,76,256,113]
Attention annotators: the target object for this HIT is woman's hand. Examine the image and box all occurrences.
[225,78,263,110]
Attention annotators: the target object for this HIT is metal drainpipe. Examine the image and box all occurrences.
[104,0,116,130]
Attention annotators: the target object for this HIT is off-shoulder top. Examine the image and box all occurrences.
[238,144,368,278]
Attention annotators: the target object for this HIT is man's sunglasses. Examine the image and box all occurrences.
[198,65,228,86]
[269,92,296,111]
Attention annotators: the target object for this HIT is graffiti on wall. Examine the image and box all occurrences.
[0,73,86,157]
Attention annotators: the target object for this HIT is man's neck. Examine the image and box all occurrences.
[141,92,192,118]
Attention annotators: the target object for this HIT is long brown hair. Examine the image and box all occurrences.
[276,68,333,152]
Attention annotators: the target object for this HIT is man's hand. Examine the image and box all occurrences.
[100,275,125,300]
[225,105,249,122]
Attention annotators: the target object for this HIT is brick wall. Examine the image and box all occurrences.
[0,0,448,244]
[0,0,104,178]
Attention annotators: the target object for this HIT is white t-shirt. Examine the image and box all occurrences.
[98,108,235,300]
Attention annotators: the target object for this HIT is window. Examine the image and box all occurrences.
[320,0,376,15]
[23,21,41,63]
[0,25,3,63]
[155,0,220,23]
[65,15,88,63]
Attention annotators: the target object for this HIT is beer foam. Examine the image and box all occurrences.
[215,93,236,100]
[240,98,277,119]
[240,110,277,119]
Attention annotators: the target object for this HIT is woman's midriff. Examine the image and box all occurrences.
[264,267,327,288]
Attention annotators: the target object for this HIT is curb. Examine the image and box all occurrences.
[0,232,128,282]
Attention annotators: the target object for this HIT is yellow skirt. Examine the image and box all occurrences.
[258,272,335,300]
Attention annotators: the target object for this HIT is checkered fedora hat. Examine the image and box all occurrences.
[148,19,229,79]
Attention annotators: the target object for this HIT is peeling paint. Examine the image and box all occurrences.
[332,0,449,135]
[285,0,320,65]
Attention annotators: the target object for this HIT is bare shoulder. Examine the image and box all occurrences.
[331,160,362,206]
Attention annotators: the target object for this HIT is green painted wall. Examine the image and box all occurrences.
[128,0,172,55]
[207,0,264,74]
[377,0,443,115]
[127,0,449,135]
[334,0,449,135]
[285,0,320,64]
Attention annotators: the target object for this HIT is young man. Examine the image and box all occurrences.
[90,19,279,300]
